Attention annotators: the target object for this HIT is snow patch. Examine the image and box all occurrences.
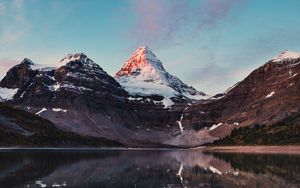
[128,97,143,101]
[208,166,222,175]
[35,180,47,188]
[272,51,300,62]
[36,108,47,115]
[52,108,67,113]
[0,87,18,100]
[265,91,275,98]
[177,121,184,133]
[49,82,92,93]
[20,91,26,98]
[176,106,189,133]
[51,182,67,187]
[182,92,210,100]
[118,79,177,98]
[233,122,239,126]
[162,97,174,109]
[30,64,56,71]
[50,83,61,91]
[209,123,223,131]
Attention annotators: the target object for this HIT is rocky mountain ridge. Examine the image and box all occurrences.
[0,49,299,147]
[182,50,300,139]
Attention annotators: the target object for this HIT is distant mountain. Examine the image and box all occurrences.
[115,46,208,100]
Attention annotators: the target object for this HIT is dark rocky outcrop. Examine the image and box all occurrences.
[0,58,38,89]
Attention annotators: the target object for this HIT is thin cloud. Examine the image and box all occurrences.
[130,0,188,47]
[129,0,247,47]
[0,0,30,46]
[13,0,23,9]
[0,1,5,14]
[195,0,242,30]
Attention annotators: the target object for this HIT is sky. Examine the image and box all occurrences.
[0,0,300,95]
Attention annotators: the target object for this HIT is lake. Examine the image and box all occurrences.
[0,148,299,188]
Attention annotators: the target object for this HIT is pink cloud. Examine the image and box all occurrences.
[195,0,243,30]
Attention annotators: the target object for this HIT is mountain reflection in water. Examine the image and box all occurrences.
[0,149,299,188]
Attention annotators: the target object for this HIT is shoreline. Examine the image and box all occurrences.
[0,147,183,151]
[0,146,299,154]
[200,146,300,154]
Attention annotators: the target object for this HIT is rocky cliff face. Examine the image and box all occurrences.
[0,58,38,89]
[0,50,299,147]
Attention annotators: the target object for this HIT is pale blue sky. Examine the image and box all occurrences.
[0,0,300,94]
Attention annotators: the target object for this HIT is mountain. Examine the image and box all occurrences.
[0,53,208,148]
[0,49,299,147]
[182,50,300,141]
[115,46,208,100]
[0,53,126,106]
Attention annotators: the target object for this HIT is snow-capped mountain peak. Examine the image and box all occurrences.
[59,53,104,72]
[272,50,300,62]
[60,53,93,65]
[115,46,165,84]
[115,46,207,100]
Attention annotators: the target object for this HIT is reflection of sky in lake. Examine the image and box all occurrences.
[0,149,299,188]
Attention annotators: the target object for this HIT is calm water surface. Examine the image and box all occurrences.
[0,149,299,188]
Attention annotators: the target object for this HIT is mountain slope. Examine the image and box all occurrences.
[0,50,299,147]
[0,103,123,147]
[0,53,211,148]
[211,114,300,145]
[115,46,207,100]
[183,50,300,141]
